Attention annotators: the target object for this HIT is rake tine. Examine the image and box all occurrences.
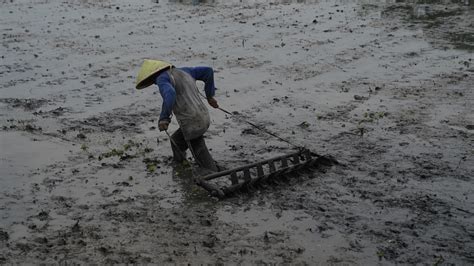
[293,154,300,164]
[276,177,287,185]
[255,182,266,189]
[267,172,279,181]
[262,175,275,185]
[259,178,270,186]
[309,163,322,171]
[249,176,263,188]
[270,177,283,185]
[230,172,239,185]
[298,168,312,175]
[247,183,256,192]
[285,173,298,180]
[277,173,290,182]
[269,160,276,173]
[294,170,304,176]
[243,168,252,182]
[257,163,265,177]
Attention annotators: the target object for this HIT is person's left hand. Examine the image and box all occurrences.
[207,97,219,108]
[158,120,169,131]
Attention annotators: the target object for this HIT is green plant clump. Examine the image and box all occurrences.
[98,148,124,161]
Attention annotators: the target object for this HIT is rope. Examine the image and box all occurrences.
[199,91,302,149]
[217,106,302,149]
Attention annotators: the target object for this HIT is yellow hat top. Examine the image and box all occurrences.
[135,59,172,89]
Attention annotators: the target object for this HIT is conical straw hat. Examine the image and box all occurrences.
[135,59,172,89]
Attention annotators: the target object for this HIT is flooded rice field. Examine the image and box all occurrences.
[1,0,473,263]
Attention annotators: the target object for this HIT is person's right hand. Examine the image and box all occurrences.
[158,120,169,131]
[207,97,219,109]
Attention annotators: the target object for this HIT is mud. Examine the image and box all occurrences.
[1,0,473,264]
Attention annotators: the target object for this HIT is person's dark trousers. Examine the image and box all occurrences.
[171,128,218,171]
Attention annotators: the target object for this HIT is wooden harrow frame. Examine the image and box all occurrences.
[195,149,337,198]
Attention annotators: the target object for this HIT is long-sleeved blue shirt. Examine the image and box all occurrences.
[155,66,216,122]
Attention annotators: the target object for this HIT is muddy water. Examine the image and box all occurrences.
[1,0,473,263]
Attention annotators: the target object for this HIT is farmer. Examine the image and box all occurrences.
[135,59,219,171]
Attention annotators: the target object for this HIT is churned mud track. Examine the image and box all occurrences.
[1,0,473,264]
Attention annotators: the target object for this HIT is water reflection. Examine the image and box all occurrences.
[169,0,215,5]
[168,0,321,5]
[379,0,473,50]
[168,0,471,4]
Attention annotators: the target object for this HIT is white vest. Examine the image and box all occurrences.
[168,68,210,140]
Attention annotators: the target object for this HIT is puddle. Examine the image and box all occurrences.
[0,132,72,191]
[0,132,73,230]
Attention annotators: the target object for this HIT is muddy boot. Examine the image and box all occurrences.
[171,128,188,163]
[215,162,226,172]
[189,136,218,172]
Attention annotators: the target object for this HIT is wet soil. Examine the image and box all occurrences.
[1,0,473,264]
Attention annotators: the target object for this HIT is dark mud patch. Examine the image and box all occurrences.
[0,229,9,242]
[64,107,159,134]
[0,98,49,111]
[1,119,42,133]
[33,106,74,117]
[35,210,50,222]
[449,32,474,50]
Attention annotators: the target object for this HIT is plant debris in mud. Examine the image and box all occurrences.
[96,140,152,162]
[143,157,162,173]
[99,148,124,160]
